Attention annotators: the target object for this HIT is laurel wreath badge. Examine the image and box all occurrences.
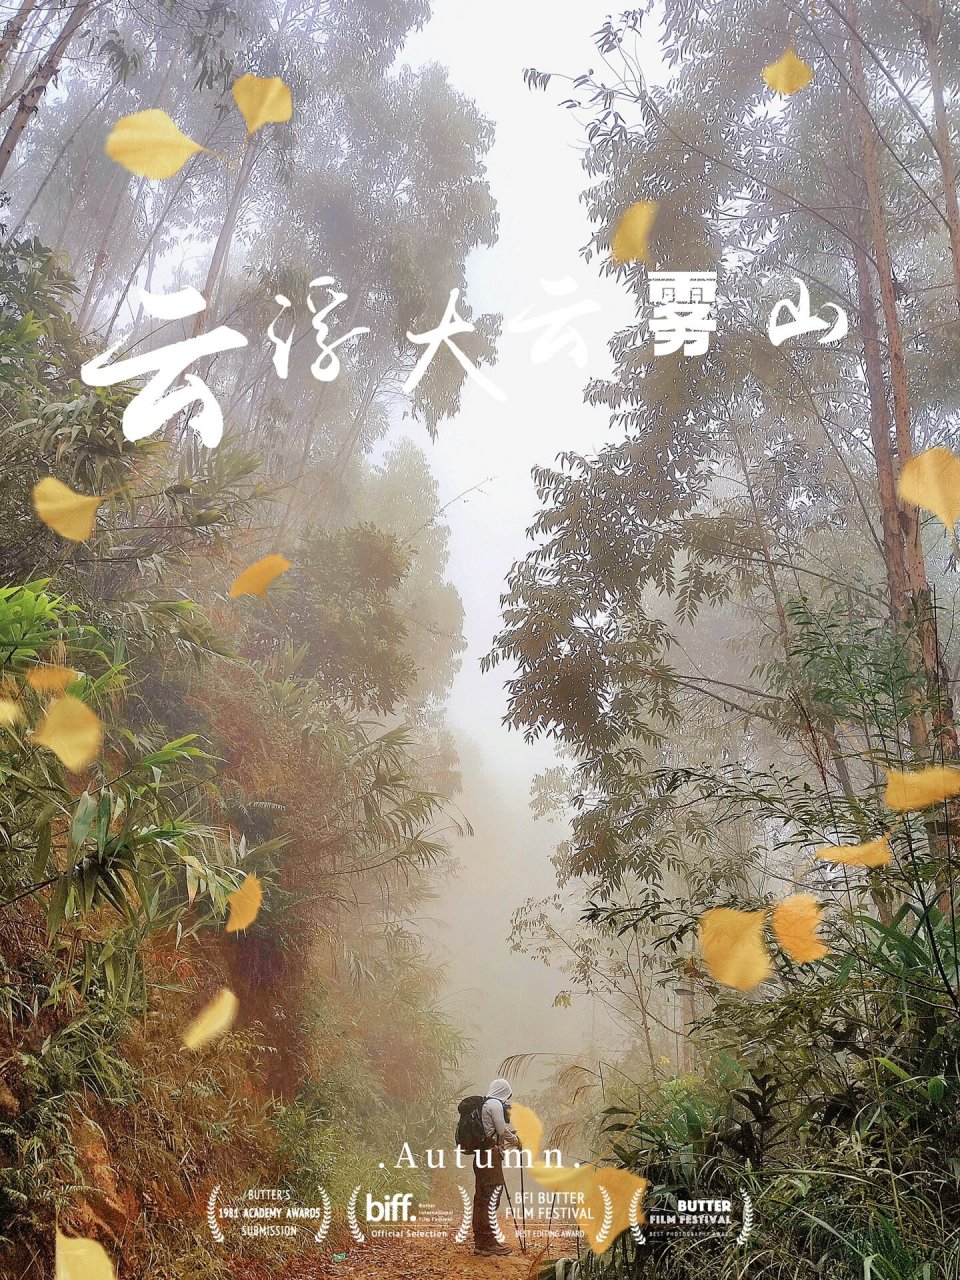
[736,1192,754,1246]
[314,1188,332,1244]
[628,1186,754,1248]
[207,1184,225,1243]
[347,1185,366,1244]
[487,1185,506,1244]
[454,1185,472,1244]
[595,1185,614,1246]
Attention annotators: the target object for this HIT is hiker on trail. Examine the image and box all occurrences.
[456,1077,521,1257]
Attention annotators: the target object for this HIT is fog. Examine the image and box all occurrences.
[392,2,661,1089]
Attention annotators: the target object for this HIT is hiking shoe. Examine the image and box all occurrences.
[475,1245,512,1256]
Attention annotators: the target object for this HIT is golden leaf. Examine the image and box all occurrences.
[884,766,960,812]
[510,1102,543,1161]
[55,1229,116,1280]
[817,835,892,868]
[105,109,205,179]
[225,873,263,933]
[26,666,79,694]
[232,74,293,135]
[182,987,239,1051]
[763,46,813,95]
[229,553,291,599]
[699,907,772,990]
[0,700,23,727]
[898,448,960,539]
[611,201,658,265]
[772,893,829,963]
[34,697,103,772]
[33,477,104,542]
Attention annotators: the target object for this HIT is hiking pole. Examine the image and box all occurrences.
[519,1164,527,1253]
[499,1166,527,1255]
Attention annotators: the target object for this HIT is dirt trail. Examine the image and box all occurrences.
[272,1238,545,1280]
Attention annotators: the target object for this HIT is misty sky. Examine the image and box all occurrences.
[388,3,662,1087]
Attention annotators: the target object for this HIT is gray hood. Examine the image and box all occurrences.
[488,1077,512,1103]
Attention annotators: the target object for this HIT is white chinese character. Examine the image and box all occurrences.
[649,271,717,357]
[267,277,370,382]
[768,277,847,347]
[507,276,601,368]
[80,287,248,448]
[403,288,505,402]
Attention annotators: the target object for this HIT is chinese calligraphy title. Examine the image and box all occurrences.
[81,274,848,447]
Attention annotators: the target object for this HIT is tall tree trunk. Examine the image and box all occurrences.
[849,230,910,620]
[7,85,110,240]
[0,0,41,74]
[77,175,146,330]
[0,1,92,185]
[194,138,258,333]
[846,0,958,763]
[917,0,960,313]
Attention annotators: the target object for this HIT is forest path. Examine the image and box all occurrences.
[275,1237,540,1280]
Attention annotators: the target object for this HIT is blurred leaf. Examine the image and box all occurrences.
[0,698,23,726]
[32,477,104,541]
[898,447,960,539]
[610,201,658,265]
[772,893,829,963]
[55,1229,116,1280]
[182,987,239,1050]
[817,835,891,867]
[26,665,79,693]
[884,766,960,811]
[225,872,263,933]
[229,554,291,599]
[699,907,772,990]
[34,696,103,771]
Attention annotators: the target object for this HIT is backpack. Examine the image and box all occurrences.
[455,1094,489,1152]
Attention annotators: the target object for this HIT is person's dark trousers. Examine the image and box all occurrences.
[472,1144,504,1250]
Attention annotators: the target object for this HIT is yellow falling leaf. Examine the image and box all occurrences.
[884,766,960,812]
[33,477,104,542]
[772,893,829,963]
[225,873,263,933]
[510,1102,543,1161]
[763,46,814,95]
[105,109,205,179]
[232,74,293,135]
[34,697,103,772]
[817,835,892,868]
[55,1229,116,1280]
[611,200,658,265]
[182,987,239,1051]
[26,666,79,694]
[898,448,960,540]
[511,1105,648,1254]
[699,907,772,991]
[0,700,23,727]
[229,553,291,599]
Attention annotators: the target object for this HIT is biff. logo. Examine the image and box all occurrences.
[365,1192,415,1222]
